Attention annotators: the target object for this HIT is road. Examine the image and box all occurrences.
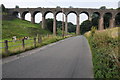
[2,36,94,78]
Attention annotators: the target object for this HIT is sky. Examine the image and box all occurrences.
[1,0,120,24]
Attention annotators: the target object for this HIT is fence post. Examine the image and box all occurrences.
[22,39,25,48]
[34,37,36,47]
[4,40,9,53]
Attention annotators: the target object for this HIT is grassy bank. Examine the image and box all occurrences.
[85,27,120,78]
[2,19,51,39]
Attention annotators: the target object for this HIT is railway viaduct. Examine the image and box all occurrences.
[7,8,120,35]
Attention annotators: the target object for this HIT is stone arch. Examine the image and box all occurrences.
[44,11,54,32]
[79,11,91,34]
[55,11,63,16]
[56,12,66,35]
[43,11,53,17]
[103,12,112,29]
[67,11,79,34]
[12,11,21,18]
[33,11,42,23]
[67,11,78,16]
[115,12,120,27]
[33,11,41,17]
[80,11,89,18]
[41,11,54,29]
[21,11,31,20]
[79,11,89,24]
[67,11,78,24]
[92,12,101,18]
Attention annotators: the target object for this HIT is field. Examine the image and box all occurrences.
[85,27,120,78]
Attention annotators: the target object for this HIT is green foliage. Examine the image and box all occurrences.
[15,5,19,8]
[56,6,61,8]
[90,26,96,37]
[91,12,100,29]
[100,6,106,10]
[110,8,114,10]
[115,13,120,26]
[116,8,120,10]
[104,13,112,29]
[45,18,76,33]
[80,20,92,34]
[69,6,73,8]
[2,19,51,39]
[68,22,76,33]
[85,28,120,78]
[57,28,62,35]
[45,18,53,32]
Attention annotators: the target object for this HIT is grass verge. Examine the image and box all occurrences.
[85,27,120,78]
[1,35,73,58]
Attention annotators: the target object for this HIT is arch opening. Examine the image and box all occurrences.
[103,12,112,29]
[44,11,53,17]
[79,13,90,34]
[80,13,89,24]
[12,12,21,18]
[56,12,65,35]
[45,12,54,32]
[115,13,120,27]
[91,12,100,29]
[22,11,31,21]
[34,12,42,24]
[67,12,77,34]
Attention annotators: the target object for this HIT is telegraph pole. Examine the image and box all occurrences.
[62,8,65,37]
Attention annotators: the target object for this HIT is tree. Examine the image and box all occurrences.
[115,13,120,26]
[100,6,106,10]
[103,13,112,28]
[117,7,120,10]
[80,20,92,34]
[68,22,76,33]
[15,5,19,8]
[1,4,6,12]
[46,18,53,32]
[69,6,73,8]
[45,18,76,34]
[56,6,61,8]
[91,13,99,29]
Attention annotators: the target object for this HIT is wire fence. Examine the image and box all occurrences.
[0,36,42,54]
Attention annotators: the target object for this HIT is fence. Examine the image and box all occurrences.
[0,36,42,54]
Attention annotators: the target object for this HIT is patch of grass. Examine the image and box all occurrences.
[85,27,120,78]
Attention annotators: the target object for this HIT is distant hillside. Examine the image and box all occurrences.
[2,19,51,39]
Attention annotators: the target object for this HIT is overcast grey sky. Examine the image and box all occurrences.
[1,0,120,24]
